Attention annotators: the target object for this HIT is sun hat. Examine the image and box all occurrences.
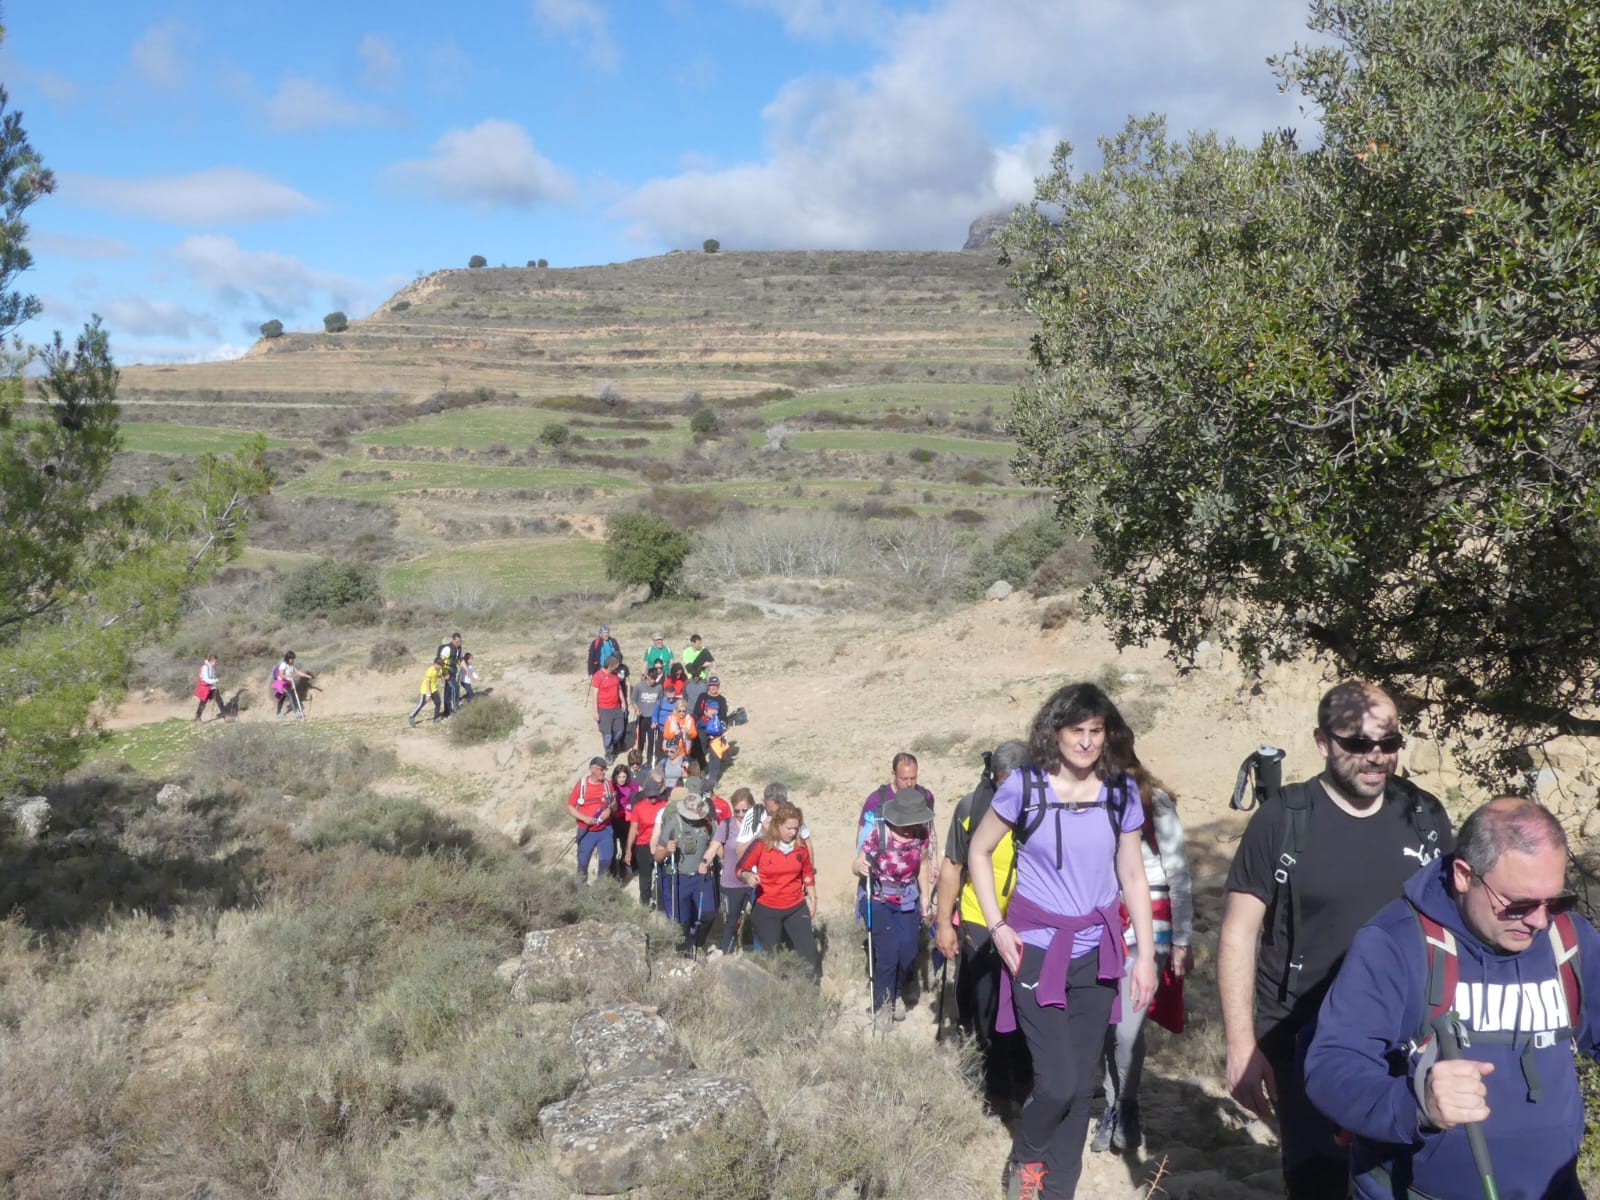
[676,792,711,822]
[882,787,934,829]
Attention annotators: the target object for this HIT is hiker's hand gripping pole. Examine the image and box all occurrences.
[1428,1014,1500,1200]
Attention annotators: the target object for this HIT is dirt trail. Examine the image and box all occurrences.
[110,595,1483,1198]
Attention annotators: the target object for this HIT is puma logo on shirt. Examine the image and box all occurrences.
[1452,977,1571,1035]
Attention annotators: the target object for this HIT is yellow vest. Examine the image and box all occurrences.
[958,813,1017,927]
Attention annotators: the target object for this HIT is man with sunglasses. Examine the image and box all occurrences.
[1219,681,1454,1199]
[1306,797,1598,1200]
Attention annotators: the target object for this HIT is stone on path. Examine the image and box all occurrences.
[570,1005,694,1087]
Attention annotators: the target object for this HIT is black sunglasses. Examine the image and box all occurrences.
[1475,872,1578,921]
[1322,729,1406,755]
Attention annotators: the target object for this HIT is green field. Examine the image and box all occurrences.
[357,405,692,454]
[704,476,1032,513]
[278,459,636,500]
[750,383,1013,421]
[788,430,1013,457]
[384,538,608,600]
[118,423,295,454]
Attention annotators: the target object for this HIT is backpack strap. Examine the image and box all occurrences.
[1550,911,1582,1035]
[1403,904,1460,1055]
[1272,781,1317,1001]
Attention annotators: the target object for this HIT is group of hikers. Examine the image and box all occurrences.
[586,625,742,787]
[407,632,478,725]
[190,650,319,722]
[561,670,1600,1200]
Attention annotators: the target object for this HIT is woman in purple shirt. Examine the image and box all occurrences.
[967,682,1156,1200]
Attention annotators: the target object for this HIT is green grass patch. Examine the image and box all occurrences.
[278,459,635,500]
[358,405,692,454]
[118,423,294,455]
[384,539,607,600]
[100,719,206,776]
[789,430,1013,457]
[750,383,1013,421]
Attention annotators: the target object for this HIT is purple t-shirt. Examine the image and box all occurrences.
[989,769,1143,957]
[714,818,746,889]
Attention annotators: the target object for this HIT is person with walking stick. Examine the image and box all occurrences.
[1306,797,1600,1200]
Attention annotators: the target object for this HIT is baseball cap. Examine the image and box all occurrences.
[599,625,610,633]
[652,632,663,640]
[708,676,720,684]
[589,756,607,768]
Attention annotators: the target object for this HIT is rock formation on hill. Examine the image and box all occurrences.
[964,211,1010,250]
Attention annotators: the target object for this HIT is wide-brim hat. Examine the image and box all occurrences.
[676,793,711,822]
[882,787,933,829]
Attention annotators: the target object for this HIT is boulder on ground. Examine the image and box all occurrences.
[539,1069,763,1195]
[985,580,1013,600]
[608,582,652,613]
[511,921,650,1002]
[0,796,51,841]
[155,783,193,810]
[571,1005,694,1086]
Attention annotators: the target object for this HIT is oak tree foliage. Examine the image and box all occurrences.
[604,510,691,598]
[1000,0,1600,778]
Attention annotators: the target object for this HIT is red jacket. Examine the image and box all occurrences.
[568,777,611,831]
[738,841,815,910]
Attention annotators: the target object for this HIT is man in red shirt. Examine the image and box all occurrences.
[590,653,626,761]
[625,771,670,909]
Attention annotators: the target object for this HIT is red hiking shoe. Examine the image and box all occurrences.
[1004,1160,1047,1200]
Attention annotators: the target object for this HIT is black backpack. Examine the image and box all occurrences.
[1011,765,1135,868]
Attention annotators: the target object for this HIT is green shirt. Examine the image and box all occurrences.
[644,645,674,674]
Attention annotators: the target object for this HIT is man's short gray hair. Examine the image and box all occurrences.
[763,781,788,805]
[991,739,1030,779]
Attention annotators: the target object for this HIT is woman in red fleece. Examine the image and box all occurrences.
[737,800,819,980]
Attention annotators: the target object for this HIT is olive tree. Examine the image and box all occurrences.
[1001,0,1600,779]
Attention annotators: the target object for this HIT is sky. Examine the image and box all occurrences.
[3,0,1318,365]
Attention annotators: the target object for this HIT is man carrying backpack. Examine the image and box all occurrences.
[934,739,1034,1115]
[590,654,627,761]
[1306,796,1598,1200]
[1218,681,1454,1200]
[586,625,620,677]
[693,676,730,786]
[437,632,464,716]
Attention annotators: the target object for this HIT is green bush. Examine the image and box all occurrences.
[467,255,487,269]
[907,447,935,463]
[307,797,476,857]
[604,509,692,598]
[538,257,549,268]
[969,514,1068,589]
[538,422,570,447]
[322,311,348,333]
[448,695,522,744]
[258,319,283,339]
[703,238,721,254]
[391,299,410,312]
[689,406,720,434]
[278,557,381,616]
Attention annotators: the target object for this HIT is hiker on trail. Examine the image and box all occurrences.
[273,651,314,719]
[591,653,627,760]
[739,782,815,864]
[457,652,477,704]
[660,697,697,782]
[586,624,621,676]
[966,681,1156,1200]
[194,654,225,723]
[643,632,673,676]
[609,762,638,880]
[738,799,820,981]
[436,632,465,715]
[1092,730,1193,1157]
[567,756,615,885]
[693,675,730,785]
[652,783,719,954]
[654,663,688,763]
[713,787,758,957]
[854,787,937,1023]
[624,771,670,908]
[408,656,447,726]
[1218,681,1453,1200]
[680,633,711,679]
[858,753,937,921]
[1306,797,1599,1200]
[632,663,666,762]
[935,739,1034,1116]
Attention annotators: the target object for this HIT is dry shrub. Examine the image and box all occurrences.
[448,696,522,744]
[1040,597,1080,630]
[368,637,411,673]
[1029,537,1098,594]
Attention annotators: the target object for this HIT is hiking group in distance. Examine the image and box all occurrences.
[561,637,1599,1200]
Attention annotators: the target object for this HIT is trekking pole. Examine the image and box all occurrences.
[1430,1013,1501,1200]
[935,955,950,1044]
[864,872,879,1032]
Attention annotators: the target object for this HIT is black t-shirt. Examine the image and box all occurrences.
[945,792,975,866]
[1225,777,1453,1045]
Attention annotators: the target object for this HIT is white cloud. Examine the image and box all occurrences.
[101,296,219,340]
[740,0,893,41]
[266,75,400,132]
[617,0,1310,251]
[130,19,186,91]
[119,341,250,366]
[169,234,370,315]
[60,168,319,225]
[359,33,403,92]
[0,50,80,106]
[381,120,577,210]
[32,232,137,260]
[428,38,472,95]
[533,0,619,73]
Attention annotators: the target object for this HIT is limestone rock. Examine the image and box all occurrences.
[1581,805,1600,842]
[539,1069,763,1195]
[963,212,1008,250]
[571,1006,694,1086]
[608,582,652,613]
[1,796,51,841]
[512,921,650,1002]
[985,580,1013,600]
[155,783,193,810]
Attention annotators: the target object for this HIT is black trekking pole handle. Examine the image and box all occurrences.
[1429,1013,1500,1200]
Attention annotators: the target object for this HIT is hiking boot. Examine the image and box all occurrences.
[1004,1159,1047,1200]
[1111,1110,1142,1154]
[407,716,417,727]
[1090,1108,1117,1153]
[892,997,907,1022]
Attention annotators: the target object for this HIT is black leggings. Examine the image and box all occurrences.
[749,902,820,980]
[958,924,1034,1104]
[632,845,655,906]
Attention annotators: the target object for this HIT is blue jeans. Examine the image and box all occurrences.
[867,899,922,1011]
[663,867,716,944]
[720,885,753,953]
[576,828,613,884]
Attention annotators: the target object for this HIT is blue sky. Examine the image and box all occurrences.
[3,0,1316,364]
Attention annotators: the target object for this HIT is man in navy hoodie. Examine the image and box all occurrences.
[1307,797,1600,1200]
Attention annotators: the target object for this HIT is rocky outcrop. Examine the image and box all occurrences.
[570,1005,694,1087]
[964,211,1009,250]
[1,796,51,841]
[507,920,651,1003]
[539,1068,762,1195]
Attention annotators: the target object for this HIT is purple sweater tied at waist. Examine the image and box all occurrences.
[996,891,1126,1034]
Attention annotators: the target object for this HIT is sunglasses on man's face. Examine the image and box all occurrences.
[1322,729,1406,756]
[1475,871,1578,921]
